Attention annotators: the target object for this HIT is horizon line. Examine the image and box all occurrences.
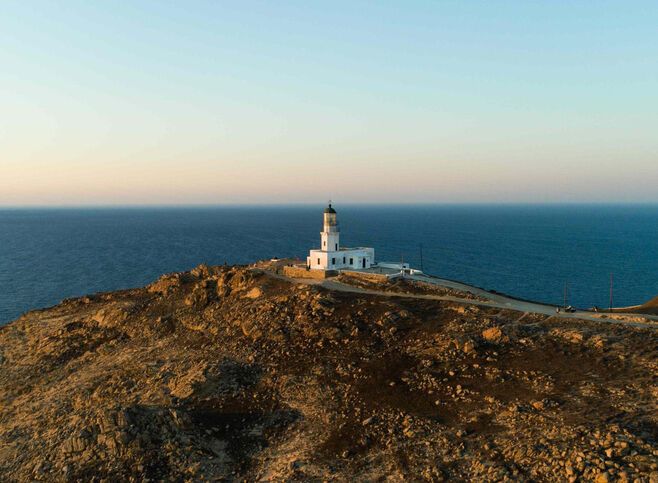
[2,201,658,209]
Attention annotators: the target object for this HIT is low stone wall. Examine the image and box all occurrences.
[252,258,304,274]
[339,270,390,283]
[283,266,337,279]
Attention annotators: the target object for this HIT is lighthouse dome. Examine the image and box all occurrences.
[323,203,336,214]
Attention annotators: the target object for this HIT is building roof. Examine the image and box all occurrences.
[323,203,336,214]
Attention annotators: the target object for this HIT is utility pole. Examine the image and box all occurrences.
[419,244,424,272]
[609,273,614,311]
[563,281,568,308]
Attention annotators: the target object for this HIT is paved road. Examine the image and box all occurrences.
[272,271,658,329]
[408,274,658,326]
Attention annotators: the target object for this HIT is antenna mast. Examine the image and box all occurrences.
[563,281,568,309]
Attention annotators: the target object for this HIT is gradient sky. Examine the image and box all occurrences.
[1,1,657,205]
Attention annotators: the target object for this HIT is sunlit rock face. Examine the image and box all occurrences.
[0,264,656,481]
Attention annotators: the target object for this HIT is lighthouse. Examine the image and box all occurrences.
[307,203,375,271]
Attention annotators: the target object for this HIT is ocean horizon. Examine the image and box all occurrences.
[1,203,657,325]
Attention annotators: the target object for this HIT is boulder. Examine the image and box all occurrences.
[167,363,208,399]
[244,287,262,299]
[482,326,503,342]
[91,304,131,328]
[148,273,183,294]
[185,283,213,307]
[550,328,586,344]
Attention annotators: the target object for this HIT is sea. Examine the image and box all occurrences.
[1,204,658,325]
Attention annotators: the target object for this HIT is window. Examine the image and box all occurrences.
[349,258,353,265]
[332,257,336,265]
[317,258,320,265]
[335,243,338,250]
[323,240,326,247]
[343,257,346,263]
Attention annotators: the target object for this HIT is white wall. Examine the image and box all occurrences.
[307,247,375,270]
[320,231,340,252]
[308,247,375,270]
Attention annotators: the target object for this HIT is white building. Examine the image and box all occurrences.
[307,203,375,270]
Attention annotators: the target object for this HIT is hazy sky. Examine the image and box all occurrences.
[1,1,657,205]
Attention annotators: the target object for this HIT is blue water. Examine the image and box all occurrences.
[1,205,658,325]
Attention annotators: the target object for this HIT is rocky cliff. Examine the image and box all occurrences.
[0,264,656,481]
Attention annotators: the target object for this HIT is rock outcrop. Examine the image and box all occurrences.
[0,265,656,481]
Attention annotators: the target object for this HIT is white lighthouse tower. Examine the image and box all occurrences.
[307,203,375,271]
[321,203,340,252]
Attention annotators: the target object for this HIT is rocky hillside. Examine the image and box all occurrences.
[0,265,656,482]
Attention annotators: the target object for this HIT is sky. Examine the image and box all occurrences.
[1,1,657,205]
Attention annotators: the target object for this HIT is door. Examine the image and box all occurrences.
[362,258,366,268]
